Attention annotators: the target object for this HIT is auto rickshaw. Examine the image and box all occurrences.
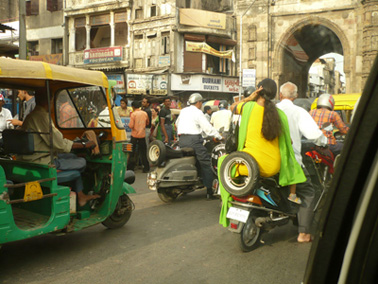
[0,58,135,247]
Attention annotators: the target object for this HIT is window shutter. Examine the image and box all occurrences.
[30,0,39,15]
[47,0,53,12]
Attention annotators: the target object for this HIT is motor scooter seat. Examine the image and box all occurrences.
[180,147,195,157]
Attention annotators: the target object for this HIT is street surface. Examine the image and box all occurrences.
[0,171,311,284]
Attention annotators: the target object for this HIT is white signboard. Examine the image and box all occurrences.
[242,69,256,87]
[171,74,239,93]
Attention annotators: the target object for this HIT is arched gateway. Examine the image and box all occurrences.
[273,17,350,97]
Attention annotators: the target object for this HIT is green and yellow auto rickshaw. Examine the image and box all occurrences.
[0,58,135,248]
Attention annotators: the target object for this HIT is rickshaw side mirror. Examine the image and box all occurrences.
[124,170,135,184]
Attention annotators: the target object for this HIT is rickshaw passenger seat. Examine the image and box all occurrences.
[56,170,81,184]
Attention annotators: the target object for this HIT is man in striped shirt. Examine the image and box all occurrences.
[309,94,349,155]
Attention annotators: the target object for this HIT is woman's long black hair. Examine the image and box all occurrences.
[257,78,281,141]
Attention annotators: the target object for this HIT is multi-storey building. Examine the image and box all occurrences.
[64,0,238,100]
[25,0,64,64]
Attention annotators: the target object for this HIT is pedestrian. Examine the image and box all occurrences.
[203,105,212,122]
[142,97,152,145]
[210,100,232,133]
[8,90,36,127]
[127,100,150,173]
[159,97,174,144]
[0,94,13,145]
[176,93,222,200]
[309,94,349,156]
[276,81,327,243]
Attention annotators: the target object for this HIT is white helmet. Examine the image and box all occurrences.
[188,93,204,104]
[317,94,335,110]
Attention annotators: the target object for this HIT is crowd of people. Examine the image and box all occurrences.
[0,84,351,242]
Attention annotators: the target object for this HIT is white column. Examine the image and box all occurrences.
[86,15,90,49]
[69,26,75,53]
[110,11,115,47]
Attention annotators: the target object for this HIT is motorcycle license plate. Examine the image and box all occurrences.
[226,207,250,223]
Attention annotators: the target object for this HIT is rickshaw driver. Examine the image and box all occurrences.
[17,91,100,206]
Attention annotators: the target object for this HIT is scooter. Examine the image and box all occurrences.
[219,140,337,252]
[147,137,225,203]
[219,151,297,252]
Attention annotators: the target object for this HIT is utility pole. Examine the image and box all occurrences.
[238,0,257,101]
[19,0,27,60]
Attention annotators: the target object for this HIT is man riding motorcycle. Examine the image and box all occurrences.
[309,94,349,155]
[176,93,222,200]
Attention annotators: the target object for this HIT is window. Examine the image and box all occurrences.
[135,9,143,20]
[26,0,39,16]
[27,41,39,56]
[115,12,128,46]
[185,0,191,8]
[248,25,257,42]
[75,17,86,51]
[46,0,62,12]
[151,6,157,17]
[75,28,86,51]
[161,32,170,55]
[90,25,111,48]
[51,38,63,54]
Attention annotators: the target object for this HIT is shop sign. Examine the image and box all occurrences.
[151,74,168,95]
[242,69,256,87]
[171,74,238,93]
[223,78,239,93]
[180,9,226,30]
[127,74,152,95]
[186,41,233,59]
[84,47,122,64]
[158,55,170,66]
[107,74,126,94]
[29,54,63,65]
[202,76,221,91]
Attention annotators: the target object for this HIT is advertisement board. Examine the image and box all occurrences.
[171,74,239,93]
[84,46,123,64]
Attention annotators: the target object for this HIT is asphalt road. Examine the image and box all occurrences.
[0,171,311,284]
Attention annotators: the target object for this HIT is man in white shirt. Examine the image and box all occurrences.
[276,81,327,243]
[176,93,222,200]
[0,94,13,142]
[210,100,232,133]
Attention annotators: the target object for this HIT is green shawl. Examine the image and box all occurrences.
[219,101,306,227]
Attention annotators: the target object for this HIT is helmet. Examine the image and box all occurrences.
[244,86,256,98]
[188,93,204,104]
[218,100,228,109]
[317,94,335,110]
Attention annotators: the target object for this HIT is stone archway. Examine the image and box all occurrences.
[273,16,351,97]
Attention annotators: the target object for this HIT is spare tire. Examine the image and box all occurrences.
[147,140,166,166]
[219,151,260,197]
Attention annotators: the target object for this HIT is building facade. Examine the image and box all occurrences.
[64,0,238,100]
[237,0,378,96]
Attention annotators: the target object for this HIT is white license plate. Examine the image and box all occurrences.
[226,207,250,223]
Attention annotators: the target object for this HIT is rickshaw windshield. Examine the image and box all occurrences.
[55,86,122,129]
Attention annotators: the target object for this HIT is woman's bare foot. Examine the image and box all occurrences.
[77,191,101,207]
[297,233,312,243]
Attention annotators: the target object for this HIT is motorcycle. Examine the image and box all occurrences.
[147,137,226,203]
[219,140,338,252]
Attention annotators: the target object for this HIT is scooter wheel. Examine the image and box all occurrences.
[158,188,179,203]
[219,151,259,197]
[148,140,166,166]
[239,214,261,252]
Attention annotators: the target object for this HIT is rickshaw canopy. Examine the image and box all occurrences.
[311,93,361,111]
[0,58,109,89]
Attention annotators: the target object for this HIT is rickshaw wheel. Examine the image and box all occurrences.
[102,195,134,229]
